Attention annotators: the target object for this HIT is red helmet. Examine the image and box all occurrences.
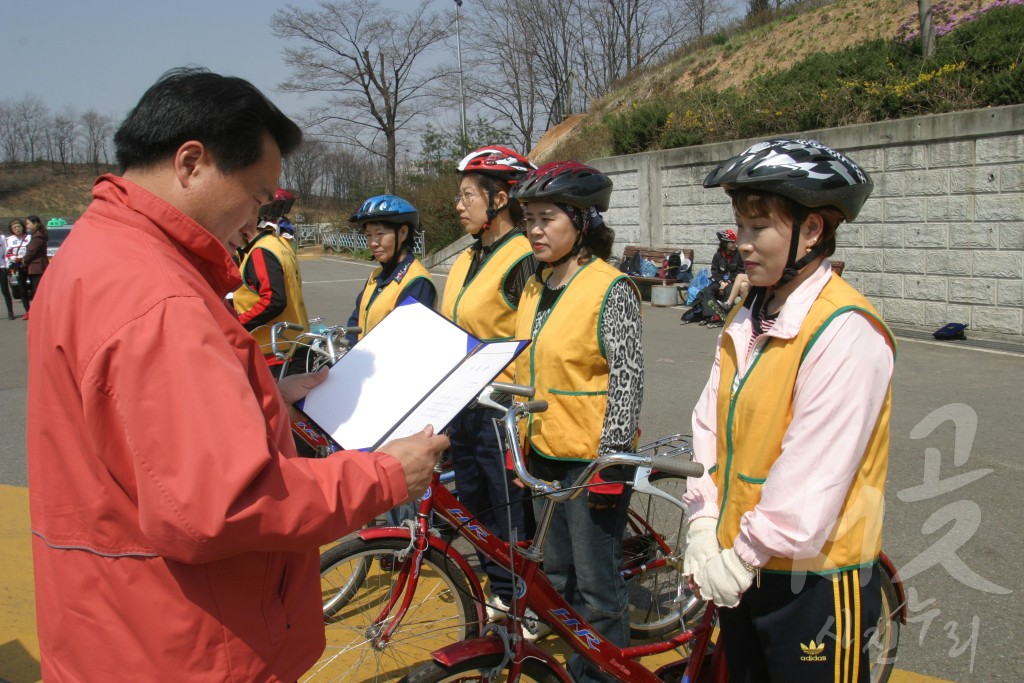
[716,229,737,243]
[260,188,296,219]
[457,146,535,185]
[511,161,613,212]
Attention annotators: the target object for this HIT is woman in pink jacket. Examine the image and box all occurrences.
[683,139,894,683]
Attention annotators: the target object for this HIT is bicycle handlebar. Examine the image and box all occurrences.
[647,455,705,479]
[270,321,306,356]
[489,382,536,398]
[502,402,705,501]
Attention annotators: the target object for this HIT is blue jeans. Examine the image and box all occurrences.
[384,502,416,527]
[533,461,631,683]
[448,407,530,602]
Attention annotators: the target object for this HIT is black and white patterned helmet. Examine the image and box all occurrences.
[703,139,873,222]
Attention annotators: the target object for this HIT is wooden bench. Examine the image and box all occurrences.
[619,245,694,302]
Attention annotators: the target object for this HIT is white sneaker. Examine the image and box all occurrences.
[521,609,551,642]
[485,594,510,622]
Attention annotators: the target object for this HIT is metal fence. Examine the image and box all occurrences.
[294,224,424,255]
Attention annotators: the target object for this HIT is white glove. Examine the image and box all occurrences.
[682,517,720,579]
[693,548,756,608]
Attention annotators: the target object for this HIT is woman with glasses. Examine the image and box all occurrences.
[345,194,436,525]
[440,146,548,639]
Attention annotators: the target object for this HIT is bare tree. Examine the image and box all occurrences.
[461,0,546,152]
[748,0,771,16]
[51,105,79,171]
[681,0,731,38]
[0,101,20,162]
[515,0,582,125]
[282,138,326,201]
[592,0,691,78]
[273,0,455,193]
[81,109,114,169]
[322,144,383,202]
[15,95,50,161]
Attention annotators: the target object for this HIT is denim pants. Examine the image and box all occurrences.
[448,407,530,602]
[533,461,631,683]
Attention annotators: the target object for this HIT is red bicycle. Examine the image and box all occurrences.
[305,386,701,682]
[393,401,906,683]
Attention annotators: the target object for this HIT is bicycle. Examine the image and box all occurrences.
[395,400,906,683]
[268,318,360,376]
[304,385,701,683]
[265,319,361,457]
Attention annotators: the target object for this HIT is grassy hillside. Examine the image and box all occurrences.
[0,162,112,222]
[533,0,1024,161]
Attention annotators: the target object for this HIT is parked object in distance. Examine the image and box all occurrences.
[46,225,73,259]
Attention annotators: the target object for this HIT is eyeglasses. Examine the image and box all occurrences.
[453,191,479,206]
[365,231,395,244]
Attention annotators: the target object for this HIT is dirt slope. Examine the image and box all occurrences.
[533,0,919,162]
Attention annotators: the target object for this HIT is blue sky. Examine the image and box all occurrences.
[1,0,430,124]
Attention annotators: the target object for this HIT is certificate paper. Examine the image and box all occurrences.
[296,299,529,451]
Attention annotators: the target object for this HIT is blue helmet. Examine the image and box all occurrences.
[349,194,419,230]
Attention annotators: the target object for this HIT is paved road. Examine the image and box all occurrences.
[2,253,1021,681]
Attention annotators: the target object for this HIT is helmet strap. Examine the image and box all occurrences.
[773,216,825,287]
[540,230,584,272]
[380,224,405,268]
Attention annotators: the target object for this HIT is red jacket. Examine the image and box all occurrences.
[27,175,409,682]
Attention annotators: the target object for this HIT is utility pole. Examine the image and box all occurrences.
[455,0,468,153]
[919,0,935,58]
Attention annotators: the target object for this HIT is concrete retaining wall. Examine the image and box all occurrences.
[591,104,1024,338]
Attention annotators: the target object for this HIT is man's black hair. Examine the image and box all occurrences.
[114,67,302,173]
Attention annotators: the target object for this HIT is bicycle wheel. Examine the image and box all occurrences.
[868,564,901,683]
[399,653,563,683]
[623,476,702,640]
[320,546,370,617]
[304,536,479,683]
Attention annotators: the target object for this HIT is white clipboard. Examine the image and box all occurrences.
[295,298,529,451]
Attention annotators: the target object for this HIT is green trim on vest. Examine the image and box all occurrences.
[357,260,434,338]
[714,275,894,572]
[801,305,897,364]
[517,258,621,462]
[717,339,770,533]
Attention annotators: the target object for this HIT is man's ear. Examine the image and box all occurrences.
[173,141,208,188]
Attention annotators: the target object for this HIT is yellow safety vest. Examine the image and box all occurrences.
[357,258,434,339]
[715,275,895,574]
[514,258,638,461]
[233,231,309,355]
[441,233,532,382]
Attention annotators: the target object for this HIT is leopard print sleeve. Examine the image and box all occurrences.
[598,278,644,456]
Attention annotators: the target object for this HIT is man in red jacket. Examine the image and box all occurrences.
[26,67,447,682]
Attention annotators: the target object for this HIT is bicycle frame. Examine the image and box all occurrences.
[405,479,717,683]
[354,457,699,650]
[410,402,907,683]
